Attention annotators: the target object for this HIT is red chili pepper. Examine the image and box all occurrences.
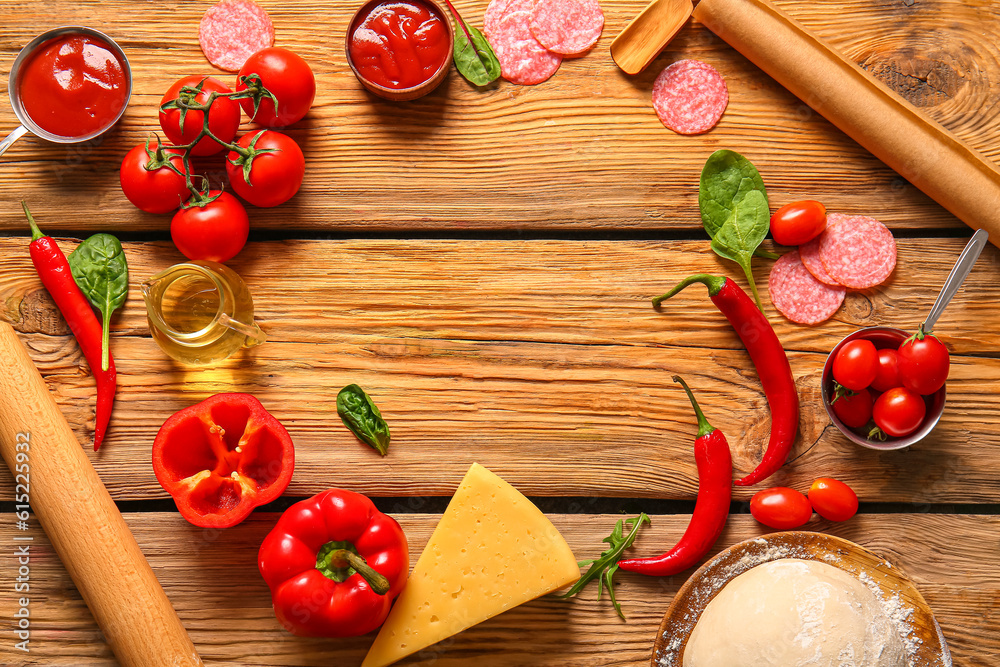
[258,489,409,637]
[24,203,116,451]
[617,376,731,576]
[653,274,799,486]
[152,393,295,528]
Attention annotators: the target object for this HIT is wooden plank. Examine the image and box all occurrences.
[0,513,995,666]
[0,0,998,232]
[2,237,999,502]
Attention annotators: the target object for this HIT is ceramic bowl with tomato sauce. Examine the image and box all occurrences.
[9,26,131,144]
[346,0,454,101]
[821,327,946,451]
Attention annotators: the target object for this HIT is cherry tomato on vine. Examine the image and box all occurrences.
[870,348,902,393]
[770,200,827,246]
[171,191,249,263]
[236,48,316,127]
[808,478,858,522]
[226,130,305,208]
[897,331,950,395]
[750,487,813,530]
[119,140,189,214]
[159,76,241,156]
[831,388,872,429]
[832,339,878,391]
[873,386,926,438]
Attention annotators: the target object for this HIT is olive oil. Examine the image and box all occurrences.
[141,261,264,365]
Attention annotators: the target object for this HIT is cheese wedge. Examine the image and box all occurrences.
[361,463,581,667]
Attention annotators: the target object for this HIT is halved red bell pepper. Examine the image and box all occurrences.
[258,489,408,637]
[152,393,294,528]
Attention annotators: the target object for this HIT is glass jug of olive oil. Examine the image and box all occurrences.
[140,261,265,365]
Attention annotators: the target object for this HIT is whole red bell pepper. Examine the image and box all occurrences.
[152,393,294,528]
[258,489,408,637]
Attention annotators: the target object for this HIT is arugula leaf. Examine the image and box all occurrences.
[561,513,651,620]
[698,150,772,310]
[337,384,392,456]
[68,234,128,372]
[453,21,501,86]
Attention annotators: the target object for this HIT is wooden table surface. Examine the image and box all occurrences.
[1,0,999,665]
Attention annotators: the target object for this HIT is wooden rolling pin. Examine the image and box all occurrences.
[0,322,203,666]
[692,0,1000,246]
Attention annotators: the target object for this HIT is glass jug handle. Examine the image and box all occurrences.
[218,313,267,348]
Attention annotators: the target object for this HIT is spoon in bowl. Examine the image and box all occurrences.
[921,228,989,333]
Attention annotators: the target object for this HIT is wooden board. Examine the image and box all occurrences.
[0,0,998,233]
[0,513,996,666]
[1,238,999,502]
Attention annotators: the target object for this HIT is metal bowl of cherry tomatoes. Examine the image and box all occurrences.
[821,326,947,451]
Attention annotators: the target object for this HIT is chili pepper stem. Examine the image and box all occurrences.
[652,273,726,306]
[672,375,715,438]
[327,549,391,595]
[22,201,44,241]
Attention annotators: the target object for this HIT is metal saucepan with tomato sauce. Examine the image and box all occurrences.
[0,26,131,158]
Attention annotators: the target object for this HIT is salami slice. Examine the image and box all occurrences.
[529,0,605,56]
[484,0,515,40]
[199,0,275,72]
[651,60,728,135]
[799,237,842,287]
[491,10,562,85]
[768,250,846,325]
[818,213,896,289]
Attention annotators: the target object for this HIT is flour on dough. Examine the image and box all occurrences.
[683,558,905,667]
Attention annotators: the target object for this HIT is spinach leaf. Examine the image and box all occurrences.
[68,234,128,372]
[453,21,501,86]
[698,150,771,310]
[699,150,767,236]
[710,189,770,309]
[337,384,391,456]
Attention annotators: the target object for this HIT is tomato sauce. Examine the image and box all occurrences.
[349,0,450,90]
[18,33,128,138]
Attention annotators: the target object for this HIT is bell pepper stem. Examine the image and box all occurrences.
[328,549,390,596]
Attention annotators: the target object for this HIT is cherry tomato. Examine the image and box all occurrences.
[832,339,878,391]
[119,141,189,214]
[236,48,316,127]
[830,388,872,429]
[870,348,902,393]
[808,478,858,522]
[897,331,950,395]
[159,76,241,156]
[749,487,813,530]
[171,191,250,263]
[770,200,827,246]
[873,386,926,438]
[226,130,305,208]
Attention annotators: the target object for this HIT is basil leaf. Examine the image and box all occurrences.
[68,234,129,372]
[337,384,391,456]
[453,21,500,86]
[710,188,770,309]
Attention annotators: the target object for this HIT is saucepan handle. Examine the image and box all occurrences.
[0,124,29,159]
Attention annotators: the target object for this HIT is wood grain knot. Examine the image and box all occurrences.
[15,289,70,336]
[858,50,966,108]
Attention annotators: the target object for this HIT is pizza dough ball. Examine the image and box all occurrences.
[684,559,905,667]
